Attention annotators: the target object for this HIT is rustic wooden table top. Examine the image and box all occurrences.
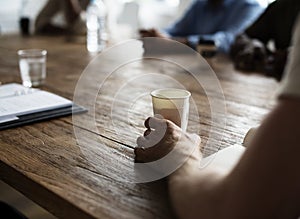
[0,35,279,219]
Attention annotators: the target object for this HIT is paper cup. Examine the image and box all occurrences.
[151,88,191,131]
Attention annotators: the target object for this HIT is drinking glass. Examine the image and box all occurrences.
[18,49,47,87]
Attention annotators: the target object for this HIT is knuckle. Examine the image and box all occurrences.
[136,136,145,147]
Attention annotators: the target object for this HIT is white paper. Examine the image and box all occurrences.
[0,83,34,99]
[0,83,72,120]
[200,144,245,173]
[0,115,19,123]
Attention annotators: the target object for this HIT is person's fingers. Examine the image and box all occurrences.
[136,136,148,147]
[149,28,156,33]
[236,51,255,70]
[144,117,151,129]
[134,147,148,163]
[141,28,161,37]
[135,137,160,163]
[243,53,253,65]
[134,146,156,163]
[144,116,166,129]
[144,128,151,137]
[134,141,172,163]
[139,29,153,37]
[138,129,166,148]
[139,28,159,37]
[139,28,151,33]
[140,33,150,37]
[135,128,200,163]
[138,118,169,149]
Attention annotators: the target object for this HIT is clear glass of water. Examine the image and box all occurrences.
[18,49,47,87]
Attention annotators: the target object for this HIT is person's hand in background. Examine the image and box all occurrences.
[231,34,288,81]
[139,28,168,38]
[231,35,267,72]
[264,49,288,81]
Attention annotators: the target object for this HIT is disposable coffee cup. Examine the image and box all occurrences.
[151,88,191,131]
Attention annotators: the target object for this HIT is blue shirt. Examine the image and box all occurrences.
[164,0,265,53]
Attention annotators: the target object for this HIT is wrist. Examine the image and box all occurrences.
[168,156,201,183]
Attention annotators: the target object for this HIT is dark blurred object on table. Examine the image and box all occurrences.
[230,0,300,81]
[19,17,30,36]
[197,38,217,58]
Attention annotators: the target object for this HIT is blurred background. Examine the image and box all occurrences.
[0,0,274,37]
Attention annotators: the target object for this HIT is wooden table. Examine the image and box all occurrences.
[0,35,279,219]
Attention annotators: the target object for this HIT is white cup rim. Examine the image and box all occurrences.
[151,88,191,99]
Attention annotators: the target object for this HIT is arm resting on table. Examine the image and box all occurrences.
[168,99,300,219]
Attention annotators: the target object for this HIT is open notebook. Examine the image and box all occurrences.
[0,83,87,130]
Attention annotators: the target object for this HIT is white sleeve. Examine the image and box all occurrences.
[277,14,300,100]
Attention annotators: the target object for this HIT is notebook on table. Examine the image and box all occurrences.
[0,83,87,130]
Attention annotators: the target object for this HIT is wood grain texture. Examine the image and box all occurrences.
[0,35,278,218]
[0,120,174,219]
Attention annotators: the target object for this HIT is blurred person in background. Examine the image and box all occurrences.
[139,0,265,54]
[35,0,89,35]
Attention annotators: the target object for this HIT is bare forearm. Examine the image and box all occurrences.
[168,161,227,219]
[167,100,300,219]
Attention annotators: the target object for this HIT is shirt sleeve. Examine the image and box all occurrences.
[175,1,264,53]
[199,2,265,53]
[277,14,300,100]
[164,1,200,37]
